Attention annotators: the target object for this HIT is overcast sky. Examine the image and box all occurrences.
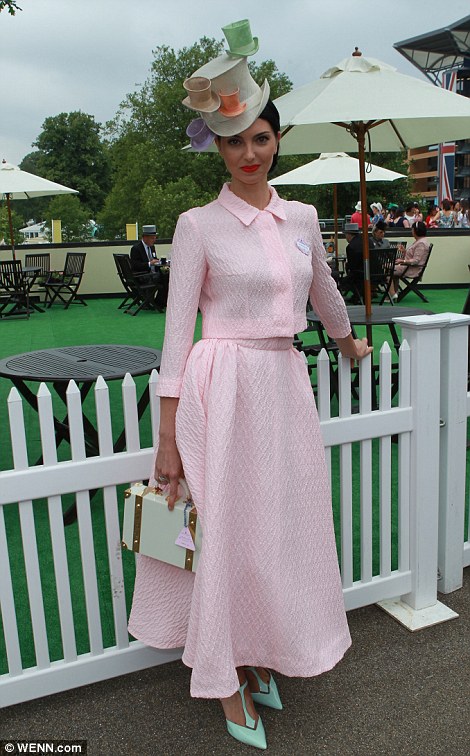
[1,0,469,165]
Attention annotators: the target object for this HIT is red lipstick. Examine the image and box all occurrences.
[241,165,260,173]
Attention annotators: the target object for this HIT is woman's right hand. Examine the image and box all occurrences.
[155,436,184,510]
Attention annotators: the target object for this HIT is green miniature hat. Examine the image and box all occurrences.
[222,19,259,57]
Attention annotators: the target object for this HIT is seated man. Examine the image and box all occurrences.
[342,222,375,303]
[370,219,390,249]
[130,224,160,274]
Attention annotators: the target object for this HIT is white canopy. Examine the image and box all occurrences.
[270,152,406,186]
[275,54,470,155]
[0,161,78,199]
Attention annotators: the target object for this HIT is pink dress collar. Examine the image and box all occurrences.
[217,183,287,226]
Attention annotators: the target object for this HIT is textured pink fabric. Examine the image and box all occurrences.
[128,185,352,698]
[155,184,351,397]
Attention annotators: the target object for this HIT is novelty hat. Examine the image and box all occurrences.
[181,19,269,142]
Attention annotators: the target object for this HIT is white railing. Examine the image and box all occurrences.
[0,314,469,708]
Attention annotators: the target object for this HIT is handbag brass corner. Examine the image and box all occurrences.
[133,494,143,552]
[185,508,198,571]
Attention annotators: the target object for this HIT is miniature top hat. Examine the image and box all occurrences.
[185,118,216,151]
[182,76,220,113]
[218,87,247,117]
[222,19,259,57]
[188,55,269,136]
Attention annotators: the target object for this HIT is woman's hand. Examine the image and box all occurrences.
[155,437,184,510]
[335,334,373,365]
[349,337,373,362]
[155,396,183,510]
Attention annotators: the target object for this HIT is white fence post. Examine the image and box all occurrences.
[437,313,470,593]
[378,314,458,629]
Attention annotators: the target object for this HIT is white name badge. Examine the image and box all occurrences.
[296,239,311,255]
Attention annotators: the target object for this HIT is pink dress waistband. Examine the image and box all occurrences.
[201,337,294,351]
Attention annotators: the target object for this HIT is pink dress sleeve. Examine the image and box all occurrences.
[308,209,351,340]
[156,212,207,398]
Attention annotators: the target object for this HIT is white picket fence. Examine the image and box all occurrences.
[0,313,469,708]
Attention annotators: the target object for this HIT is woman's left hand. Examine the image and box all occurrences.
[350,337,373,362]
[335,334,373,364]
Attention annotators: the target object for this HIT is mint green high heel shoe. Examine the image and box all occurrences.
[246,667,283,710]
[225,681,267,750]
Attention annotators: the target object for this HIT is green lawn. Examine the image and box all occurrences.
[0,288,468,675]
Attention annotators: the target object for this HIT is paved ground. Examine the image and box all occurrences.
[2,569,469,756]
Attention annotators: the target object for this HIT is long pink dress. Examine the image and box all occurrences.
[128,185,352,698]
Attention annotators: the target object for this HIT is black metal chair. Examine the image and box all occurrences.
[113,253,162,315]
[396,243,433,303]
[113,253,136,310]
[24,252,50,304]
[0,260,30,318]
[44,252,87,309]
[370,246,398,305]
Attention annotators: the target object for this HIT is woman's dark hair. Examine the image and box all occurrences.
[442,198,452,211]
[412,221,427,237]
[258,99,281,173]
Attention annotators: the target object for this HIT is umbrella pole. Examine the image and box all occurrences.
[357,127,371,318]
[6,193,16,260]
[355,125,374,372]
[333,183,339,259]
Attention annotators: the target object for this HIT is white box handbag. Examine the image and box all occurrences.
[121,479,201,572]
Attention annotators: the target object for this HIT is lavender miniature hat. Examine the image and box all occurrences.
[186,118,216,151]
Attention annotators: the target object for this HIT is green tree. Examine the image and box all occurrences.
[101,37,293,238]
[33,112,111,215]
[46,195,91,242]
[0,1,21,14]
[141,176,215,237]
[13,151,51,224]
[0,204,23,246]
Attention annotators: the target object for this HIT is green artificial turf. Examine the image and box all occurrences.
[0,289,468,675]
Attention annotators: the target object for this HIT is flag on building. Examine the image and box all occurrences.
[438,71,457,205]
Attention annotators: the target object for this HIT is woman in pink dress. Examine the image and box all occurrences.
[128,30,372,751]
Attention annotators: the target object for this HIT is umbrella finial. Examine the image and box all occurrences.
[352,47,362,57]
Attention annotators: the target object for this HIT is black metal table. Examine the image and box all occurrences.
[306,305,434,405]
[307,305,433,354]
[0,344,161,521]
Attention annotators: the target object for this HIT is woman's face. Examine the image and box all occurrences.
[216,118,280,184]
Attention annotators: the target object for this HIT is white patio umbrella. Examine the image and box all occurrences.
[270,151,406,252]
[0,160,78,258]
[274,49,470,314]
